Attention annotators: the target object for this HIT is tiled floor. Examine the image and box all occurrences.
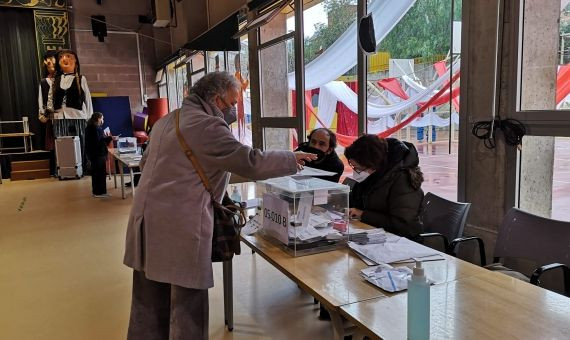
[0,178,333,340]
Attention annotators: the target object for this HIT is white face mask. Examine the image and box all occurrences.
[352,170,371,183]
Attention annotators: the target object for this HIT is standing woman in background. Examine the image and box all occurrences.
[85,112,112,198]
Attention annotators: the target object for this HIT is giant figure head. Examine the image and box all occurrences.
[55,49,80,75]
[43,50,57,78]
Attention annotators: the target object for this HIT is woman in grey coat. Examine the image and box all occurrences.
[123,72,316,339]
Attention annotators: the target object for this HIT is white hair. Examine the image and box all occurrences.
[189,71,240,104]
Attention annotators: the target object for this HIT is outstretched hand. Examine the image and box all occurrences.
[294,151,318,170]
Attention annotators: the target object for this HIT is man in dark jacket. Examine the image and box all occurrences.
[295,128,345,182]
[345,135,424,240]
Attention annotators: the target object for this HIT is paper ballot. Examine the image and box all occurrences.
[349,234,441,264]
[294,166,336,177]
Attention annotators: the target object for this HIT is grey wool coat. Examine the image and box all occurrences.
[124,94,298,289]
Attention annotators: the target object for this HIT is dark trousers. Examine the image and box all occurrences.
[127,270,209,340]
[90,156,107,195]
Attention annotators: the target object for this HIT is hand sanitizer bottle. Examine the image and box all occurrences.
[407,261,430,340]
[230,186,241,203]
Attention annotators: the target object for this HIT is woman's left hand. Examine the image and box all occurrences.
[349,208,363,220]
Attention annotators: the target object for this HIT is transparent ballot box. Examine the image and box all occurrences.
[258,176,350,256]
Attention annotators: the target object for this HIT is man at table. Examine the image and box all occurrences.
[295,128,345,182]
[123,71,317,339]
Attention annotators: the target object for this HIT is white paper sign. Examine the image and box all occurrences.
[262,193,289,244]
[314,189,328,205]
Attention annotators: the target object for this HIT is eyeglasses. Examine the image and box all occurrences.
[348,161,366,174]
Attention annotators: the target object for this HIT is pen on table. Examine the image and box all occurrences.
[387,271,397,292]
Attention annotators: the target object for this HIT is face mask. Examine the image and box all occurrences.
[299,145,326,163]
[352,170,371,183]
[222,106,237,125]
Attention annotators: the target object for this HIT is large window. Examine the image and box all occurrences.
[301,0,358,169]
[518,1,570,111]
[175,60,188,108]
[228,38,252,146]
[189,52,206,87]
[207,51,226,72]
[512,1,570,221]
[289,0,462,195]
[166,61,177,111]
[255,3,300,150]
[157,69,167,98]
[163,56,187,111]
[364,0,461,199]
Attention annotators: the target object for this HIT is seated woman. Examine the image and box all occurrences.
[345,135,424,240]
[295,128,344,182]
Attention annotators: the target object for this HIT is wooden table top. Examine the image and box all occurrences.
[0,132,34,137]
[241,224,483,310]
[111,150,141,167]
[340,270,570,340]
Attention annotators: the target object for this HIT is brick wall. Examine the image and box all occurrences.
[69,0,170,114]
[74,30,158,114]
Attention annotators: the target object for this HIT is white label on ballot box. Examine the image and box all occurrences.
[262,193,289,244]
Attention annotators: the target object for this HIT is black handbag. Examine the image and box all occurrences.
[174,109,246,262]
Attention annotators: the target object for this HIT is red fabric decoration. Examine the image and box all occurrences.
[556,65,570,104]
[433,61,460,112]
[419,86,460,108]
[323,72,461,147]
[378,78,409,100]
[336,81,358,136]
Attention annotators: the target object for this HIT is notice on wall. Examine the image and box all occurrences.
[262,193,289,244]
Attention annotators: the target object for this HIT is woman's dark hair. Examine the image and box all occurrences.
[308,128,337,150]
[88,112,103,126]
[344,134,389,171]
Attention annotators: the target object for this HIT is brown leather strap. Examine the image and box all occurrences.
[174,109,214,197]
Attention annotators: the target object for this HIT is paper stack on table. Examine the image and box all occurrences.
[360,264,413,292]
[347,228,387,245]
[349,234,442,265]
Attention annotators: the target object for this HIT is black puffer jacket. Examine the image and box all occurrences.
[350,138,424,239]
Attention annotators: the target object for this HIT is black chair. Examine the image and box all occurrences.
[419,192,472,255]
[456,207,570,296]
